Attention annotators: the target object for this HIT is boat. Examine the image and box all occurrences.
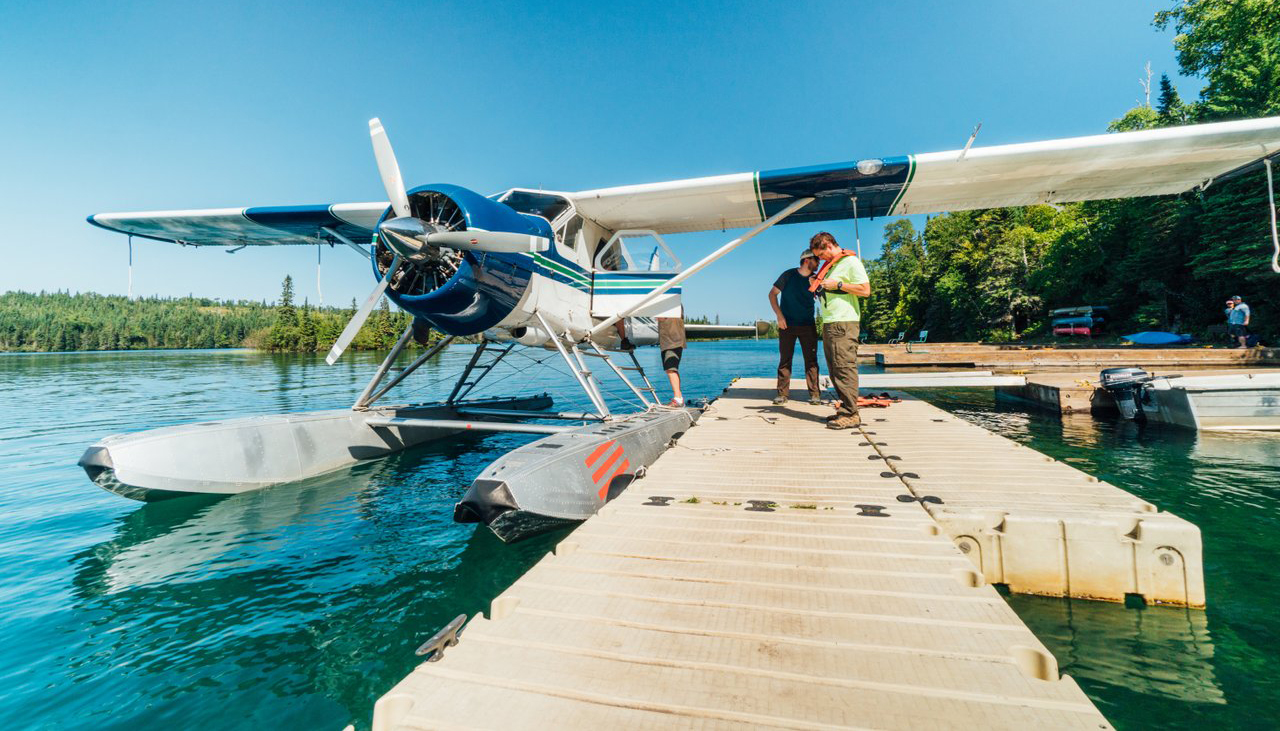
[1143,372,1280,431]
[1054,325,1093,336]
[1099,368,1280,431]
[1052,316,1101,327]
[1122,331,1193,346]
[1050,305,1110,318]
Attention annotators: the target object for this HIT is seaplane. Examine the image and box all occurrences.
[80,116,1280,541]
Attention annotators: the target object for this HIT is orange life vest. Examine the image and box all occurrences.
[808,248,859,293]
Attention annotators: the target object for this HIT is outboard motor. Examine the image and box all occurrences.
[1099,367,1151,420]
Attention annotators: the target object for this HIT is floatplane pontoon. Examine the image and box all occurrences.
[81,115,1280,540]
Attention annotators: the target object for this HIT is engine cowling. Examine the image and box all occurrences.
[372,184,551,336]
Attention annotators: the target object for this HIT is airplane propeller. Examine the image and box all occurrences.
[324,117,414,365]
[326,118,551,365]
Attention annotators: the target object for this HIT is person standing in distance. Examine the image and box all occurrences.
[809,232,870,429]
[1228,295,1251,348]
[768,249,822,405]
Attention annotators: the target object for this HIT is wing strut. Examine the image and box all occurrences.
[1266,159,1280,274]
[588,196,815,340]
[320,226,372,261]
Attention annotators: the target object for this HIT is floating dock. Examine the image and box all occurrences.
[875,345,1278,368]
[368,377,1204,730]
[996,368,1278,414]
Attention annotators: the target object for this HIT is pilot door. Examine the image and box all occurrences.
[590,230,684,320]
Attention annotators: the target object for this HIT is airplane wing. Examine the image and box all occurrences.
[87,203,386,246]
[568,116,1280,234]
[87,117,1280,244]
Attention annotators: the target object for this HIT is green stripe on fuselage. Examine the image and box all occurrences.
[753,171,766,221]
[887,155,916,216]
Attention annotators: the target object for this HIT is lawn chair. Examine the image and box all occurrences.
[905,330,930,353]
[887,331,906,345]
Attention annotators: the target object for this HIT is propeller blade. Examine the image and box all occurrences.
[326,255,401,365]
[426,229,550,254]
[369,118,411,219]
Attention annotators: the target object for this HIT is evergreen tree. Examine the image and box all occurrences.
[1156,74,1188,124]
[298,300,318,352]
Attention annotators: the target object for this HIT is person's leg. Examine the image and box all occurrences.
[776,327,797,399]
[614,320,633,350]
[798,325,820,400]
[822,323,839,414]
[827,322,860,419]
[662,347,683,404]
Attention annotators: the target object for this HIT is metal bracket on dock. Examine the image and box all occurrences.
[745,500,777,512]
[643,496,673,506]
[855,504,889,517]
[897,494,944,505]
[415,614,467,661]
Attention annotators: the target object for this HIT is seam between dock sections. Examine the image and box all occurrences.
[515,581,1026,630]
[404,666,876,731]
[533,562,1006,604]
[512,607,1018,664]
[577,524,948,547]
[577,548,961,578]
[557,534,967,561]
[607,507,934,529]
[464,633,1102,714]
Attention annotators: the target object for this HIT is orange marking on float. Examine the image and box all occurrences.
[585,440,616,466]
[592,445,625,484]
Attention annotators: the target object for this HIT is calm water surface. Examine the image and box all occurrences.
[1,341,1276,729]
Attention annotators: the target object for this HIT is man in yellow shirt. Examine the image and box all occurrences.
[809,232,871,429]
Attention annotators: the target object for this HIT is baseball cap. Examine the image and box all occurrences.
[800,248,817,260]
[1232,295,1243,301]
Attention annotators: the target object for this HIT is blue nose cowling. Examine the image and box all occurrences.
[372,184,550,336]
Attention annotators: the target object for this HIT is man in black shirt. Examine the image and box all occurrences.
[768,249,822,405]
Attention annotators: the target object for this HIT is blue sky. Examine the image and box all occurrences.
[0,0,1195,323]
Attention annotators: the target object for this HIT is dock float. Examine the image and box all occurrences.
[875,345,1278,368]
[368,377,1204,730]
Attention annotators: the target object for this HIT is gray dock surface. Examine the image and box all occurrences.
[368,377,1140,730]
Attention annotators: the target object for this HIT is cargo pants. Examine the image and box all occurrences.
[776,324,820,399]
[822,321,860,418]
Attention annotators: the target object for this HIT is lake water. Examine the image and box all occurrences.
[1,341,1276,729]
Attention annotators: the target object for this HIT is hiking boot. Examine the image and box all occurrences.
[808,395,824,406]
[826,415,862,430]
[824,413,842,422]
[772,396,787,405]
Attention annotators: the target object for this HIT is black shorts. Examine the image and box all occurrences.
[661,347,683,371]
[1229,324,1248,337]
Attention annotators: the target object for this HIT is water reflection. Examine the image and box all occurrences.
[1011,595,1224,705]
[57,440,563,730]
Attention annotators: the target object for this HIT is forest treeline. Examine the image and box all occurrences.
[0,277,424,353]
[861,1,1280,343]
